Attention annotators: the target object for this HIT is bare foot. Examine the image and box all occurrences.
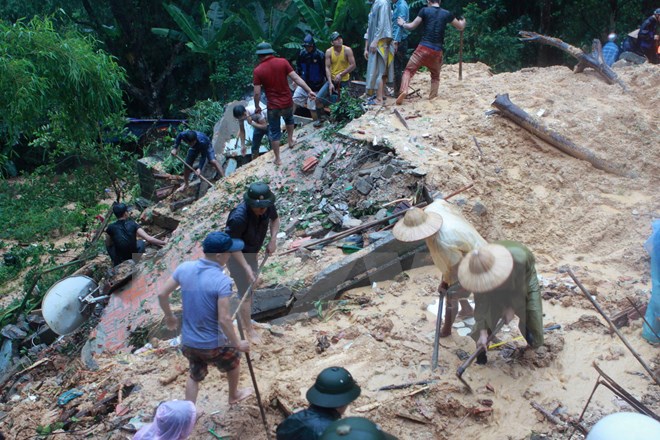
[248,330,262,345]
[273,160,282,166]
[228,387,254,405]
[439,323,453,338]
[175,184,188,193]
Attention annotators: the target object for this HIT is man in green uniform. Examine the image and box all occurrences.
[276,367,361,440]
[458,241,544,364]
[321,417,398,439]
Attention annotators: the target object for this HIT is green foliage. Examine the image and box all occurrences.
[234,1,301,53]
[0,17,126,154]
[330,94,366,126]
[292,0,369,50]
[442,2,531,72]
[210,40,257,102]
[152,1,235,54]
[181,99,224,135]
[0,172,110,242]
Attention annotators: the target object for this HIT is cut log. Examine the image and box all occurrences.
[491,94,633,177]
[519,31,627,91]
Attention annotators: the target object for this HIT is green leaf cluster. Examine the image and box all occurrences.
[0,16,126,147]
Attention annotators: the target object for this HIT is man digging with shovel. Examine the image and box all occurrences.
[225,182,280,344]
[392,201,485,337]
[457,241,544,365]
[171,129,224,192]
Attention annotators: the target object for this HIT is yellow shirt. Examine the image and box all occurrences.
[330,45,351,82]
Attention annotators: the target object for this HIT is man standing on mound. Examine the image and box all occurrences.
[396,0,465,105]
[276,366,361,439]
[253,42,317,165]
[225,182,280,344]
[457,241,544,364]
[158,232,253,404]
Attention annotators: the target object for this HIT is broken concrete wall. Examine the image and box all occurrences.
[292,233,431,312]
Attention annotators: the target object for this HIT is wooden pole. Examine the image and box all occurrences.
[172,154,215,188]
[566,268,660,386]
[458,30,464,80]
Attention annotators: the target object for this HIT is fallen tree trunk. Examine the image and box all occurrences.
[491,94,633,177]
[519,31,627,91]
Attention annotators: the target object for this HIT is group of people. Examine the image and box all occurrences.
[392,201,544,360]
[151,180,396,438]
[361,0,465,106]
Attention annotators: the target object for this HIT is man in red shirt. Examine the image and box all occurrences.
[253,42,316,165]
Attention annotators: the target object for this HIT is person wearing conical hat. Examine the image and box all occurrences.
[392,199,486,337]
[457,240,544,364]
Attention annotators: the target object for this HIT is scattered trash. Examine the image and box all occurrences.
[57,388,84,406]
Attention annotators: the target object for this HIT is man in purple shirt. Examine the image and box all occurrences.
[158,232,253,404]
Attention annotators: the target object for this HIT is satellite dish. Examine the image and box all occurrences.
[42,275,98,335]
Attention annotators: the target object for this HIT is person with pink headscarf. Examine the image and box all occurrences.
[133,400,197,440]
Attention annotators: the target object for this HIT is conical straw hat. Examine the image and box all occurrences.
[457,244,514,293]
[392,207,443,242]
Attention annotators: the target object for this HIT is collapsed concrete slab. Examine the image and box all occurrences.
[291,232,431,312]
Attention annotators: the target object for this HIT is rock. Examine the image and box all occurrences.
[472,201,488,217]
[379,154,393,164]
[0,325,27,340]
[367,231,390,242]
[358,200,373,210]
[381,164,397,179]
[375,208,388,221]
[355,177,373,195]
[409,167,427,177]
[328,212,343,225]
[342,215,362,229]
[146,205,181,230]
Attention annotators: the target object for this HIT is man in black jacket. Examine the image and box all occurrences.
[105,203,166,266]
[293,34,326,123]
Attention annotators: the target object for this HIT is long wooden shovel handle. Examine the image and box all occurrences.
[231,253,270,321]
[457,317,505,377]
[172,154,215,188]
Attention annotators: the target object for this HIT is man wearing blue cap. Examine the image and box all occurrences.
[276,367,361,440]
[158,231,253,405]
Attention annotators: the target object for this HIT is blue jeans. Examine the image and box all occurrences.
[251,127,268,157]
[317,80,348,108]
[266,107,294,142]
[184,145,215,169]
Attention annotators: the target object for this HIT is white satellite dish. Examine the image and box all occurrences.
[42,275,99,335]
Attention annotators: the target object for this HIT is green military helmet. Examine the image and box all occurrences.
[244,182,276,208]
[306,367,361,408]
[320,417,398,440]
[255,42,275,55]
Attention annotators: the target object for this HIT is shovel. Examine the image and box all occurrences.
[456,317,505,392]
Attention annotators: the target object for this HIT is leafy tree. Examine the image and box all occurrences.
[292,0,369,51]
[0,16,125,159]
[234,0,302,53]
[152,2,235,54]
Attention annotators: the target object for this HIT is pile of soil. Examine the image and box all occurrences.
[1,61,658,439]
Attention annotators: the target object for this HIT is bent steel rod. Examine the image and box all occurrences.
[566,268,659,386]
